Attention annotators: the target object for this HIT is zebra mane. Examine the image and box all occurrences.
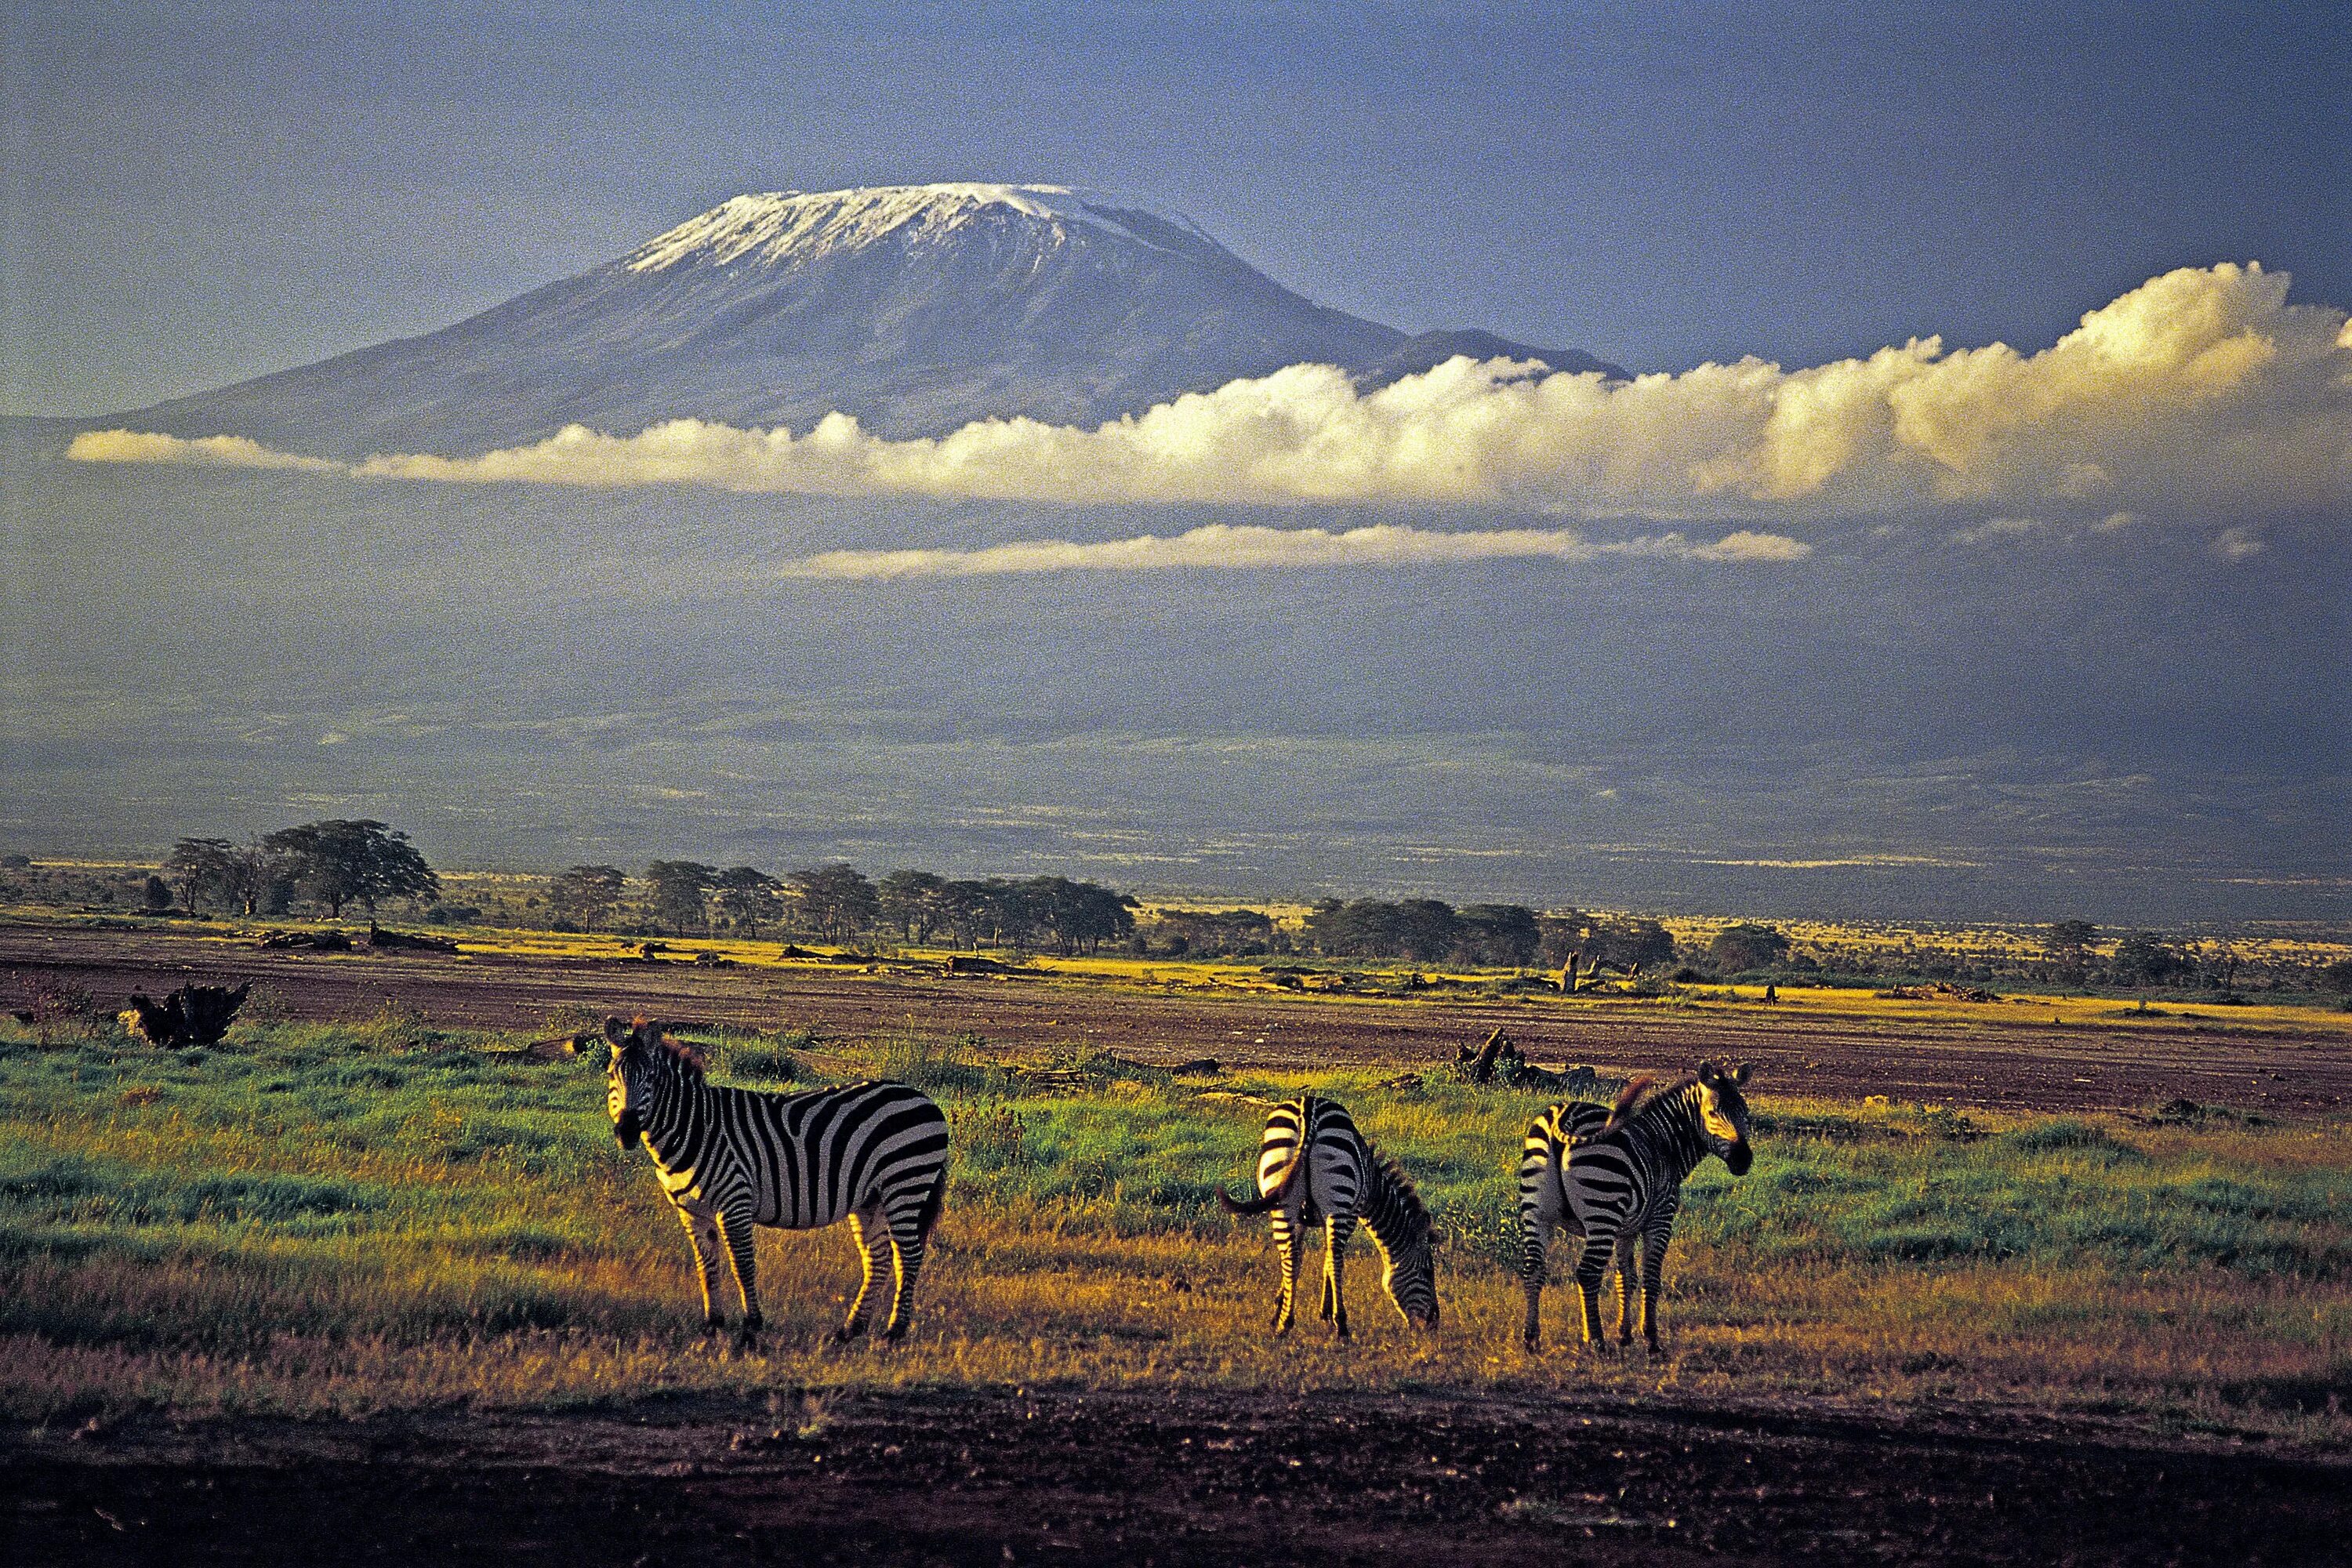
[1371,1152,1432,1244]
[636,1018,707,1076]
[1602,1073,1697,1132]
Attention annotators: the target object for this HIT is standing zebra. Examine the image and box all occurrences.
[1521,1061,1755,1353]
[1218,1095,1439,1337]
[1515,1095,1620,1348]
[601,1016,950,1340]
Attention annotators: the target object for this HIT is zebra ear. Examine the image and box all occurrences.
[1729,1062,1751,1086]
[603,1015,633,1048]
[1696,1059,1721,1087]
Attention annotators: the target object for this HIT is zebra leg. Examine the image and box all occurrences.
[879,1206,930,1341]
[1614,1234,1639,1346]
[1570,1229,1617,1352]
[677,1205,728,1330]
[1271,1211,1302,1334]
[1519,1167,1560,1351]
[836,1207,894,1340]
[1324,1215,1355,1340]
[714,1207,762,1335]
[1639,1223,1673,1353]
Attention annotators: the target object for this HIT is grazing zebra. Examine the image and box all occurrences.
[1524,1062,1755,1353]
[1218,1095,1439,1337]
[601,1016,950,1340]
[1516,1095,1620,1349]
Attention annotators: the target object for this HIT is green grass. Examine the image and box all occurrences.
[2,1021,2348,1439]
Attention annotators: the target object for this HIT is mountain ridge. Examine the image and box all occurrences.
[95,183,1628,461]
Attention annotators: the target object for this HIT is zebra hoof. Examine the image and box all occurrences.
[881,1323,909,1342]
[702,1316,727,1334]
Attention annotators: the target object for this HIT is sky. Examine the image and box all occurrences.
[4,0,2347,417]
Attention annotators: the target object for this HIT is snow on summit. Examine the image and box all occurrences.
[625,183,1240,274]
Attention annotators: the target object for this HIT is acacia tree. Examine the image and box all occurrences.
[878,869,949,942]
[2111,931,2184,987]
[2046,920,2098,981]
[644,861,717,934]
[1455,904,1541,966]
[549,865,626,931]
[166,837,237,915]
[1709,923,1791,974]
[216,838,285,916]
[263,820,439,917]
[1020,877,1136,955]
[717,866,784,935]
[789,863,880,940]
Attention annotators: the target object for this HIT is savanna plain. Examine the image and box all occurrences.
[6,914,2352,1565]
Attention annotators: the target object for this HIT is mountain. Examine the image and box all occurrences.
[99,183,1626,459]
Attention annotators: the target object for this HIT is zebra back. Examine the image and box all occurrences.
[607,1018,949,1232]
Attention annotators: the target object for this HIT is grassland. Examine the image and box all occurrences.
[4,1014,2347,1450]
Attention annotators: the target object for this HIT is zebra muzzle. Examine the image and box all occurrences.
[612,1110,641,1146]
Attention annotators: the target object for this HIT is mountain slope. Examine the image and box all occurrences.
[104,183,1624,459]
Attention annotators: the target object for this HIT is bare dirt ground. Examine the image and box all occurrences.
[6,922,2348,1115]
[12,1385,2352,1566]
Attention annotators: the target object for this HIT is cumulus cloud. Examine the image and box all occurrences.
[771,522,1810,579]
[65,429,339,472]
[1948,516,2041,545]
[71,263,2352,524]
[2211,526,2267,561]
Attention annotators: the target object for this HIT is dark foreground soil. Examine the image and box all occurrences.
[6,922,2349,1116]
[10,1386,2349,1566]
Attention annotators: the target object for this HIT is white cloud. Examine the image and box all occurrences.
[2210,526,2266,561]
[1949,516,2041,545]
[70,263,2352,524]
[770,521,1812,579]
[65,429,339,472]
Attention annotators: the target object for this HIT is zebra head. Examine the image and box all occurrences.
[1374,1159,1442,1331]
[1693,1060,1755,1175]
[604,1015,693,1148]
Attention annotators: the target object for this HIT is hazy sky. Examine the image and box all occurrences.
[5,0,2345,416]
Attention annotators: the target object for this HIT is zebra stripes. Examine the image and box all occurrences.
[602,1015,950,1340]
[1517,1095,1617,1348]
[1218,1095,1439,1336]
[1522,1060,1754,1352]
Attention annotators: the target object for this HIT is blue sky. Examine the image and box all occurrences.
[4,0,2345,416]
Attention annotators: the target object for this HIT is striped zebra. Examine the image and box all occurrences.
[1218,1095,1439,1337]
[1515,1095,1618,1349]
[1519,1061,1755,1352]
[601,1016,950,1340]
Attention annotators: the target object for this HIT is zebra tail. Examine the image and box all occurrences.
[913,1160,949,1240]
[1217,1152,1305,1215]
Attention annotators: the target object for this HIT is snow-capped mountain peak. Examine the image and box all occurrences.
[624,183,1241,274]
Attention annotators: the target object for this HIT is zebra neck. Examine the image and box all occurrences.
[638,1076,709,1171]
[1356,1159,1421,1260]
[1639,1089,1711,1183]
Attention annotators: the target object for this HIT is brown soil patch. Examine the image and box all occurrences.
[12,1387,2348,1566]
[7,924,2347,1116]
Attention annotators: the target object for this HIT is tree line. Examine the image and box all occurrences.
[143,822,2349,995]
[550,862,1140,956]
